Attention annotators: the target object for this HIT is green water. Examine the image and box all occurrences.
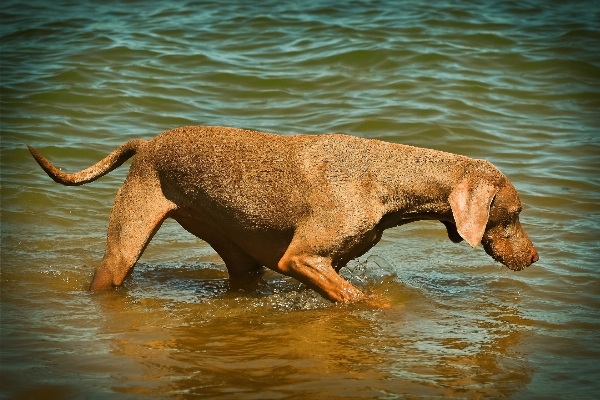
[1,1,600,398]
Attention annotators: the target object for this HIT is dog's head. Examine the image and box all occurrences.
[448,175,538,271]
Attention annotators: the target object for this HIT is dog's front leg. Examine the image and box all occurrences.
[276,251,364,303]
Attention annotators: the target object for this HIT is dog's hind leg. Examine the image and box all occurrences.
[210,240,263,278]
[89,175,176,290]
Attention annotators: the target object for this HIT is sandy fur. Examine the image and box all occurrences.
[29,126,538,303]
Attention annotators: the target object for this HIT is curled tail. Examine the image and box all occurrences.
[28,139,147,186]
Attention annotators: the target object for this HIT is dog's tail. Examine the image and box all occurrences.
[28,139,147,186]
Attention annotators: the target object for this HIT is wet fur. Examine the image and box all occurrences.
[29,126,538,303]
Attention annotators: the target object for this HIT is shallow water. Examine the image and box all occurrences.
[1,0,599,398]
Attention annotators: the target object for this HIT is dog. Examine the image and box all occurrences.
[29,126,538,303]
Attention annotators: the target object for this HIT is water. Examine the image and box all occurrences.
[1,0,599,398]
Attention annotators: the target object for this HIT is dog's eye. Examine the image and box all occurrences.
[510,205,523,215]
[502,217,521,238]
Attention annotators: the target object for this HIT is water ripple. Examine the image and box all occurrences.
[2,0,600,398]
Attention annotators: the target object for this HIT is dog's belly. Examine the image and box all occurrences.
[171,207,294,270]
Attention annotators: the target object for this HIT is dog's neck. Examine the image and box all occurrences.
[375,158,498,228]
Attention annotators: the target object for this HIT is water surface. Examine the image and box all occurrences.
[1,1,600,399]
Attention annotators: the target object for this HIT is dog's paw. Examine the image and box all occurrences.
[360,294,391,309]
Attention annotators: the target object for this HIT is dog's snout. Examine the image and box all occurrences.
[531,248,539,264]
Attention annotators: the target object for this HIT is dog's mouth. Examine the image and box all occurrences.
[506,246,539,271]
[507,263,528,272]
[482,238,539,271]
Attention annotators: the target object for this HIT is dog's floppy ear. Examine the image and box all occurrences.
[448,180,497,248]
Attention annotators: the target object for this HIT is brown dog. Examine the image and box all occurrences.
[29,126,538,303]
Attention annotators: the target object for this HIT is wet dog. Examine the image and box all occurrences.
[29,126,538,302]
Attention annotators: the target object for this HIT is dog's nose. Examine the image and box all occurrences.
[531,248,539,264]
